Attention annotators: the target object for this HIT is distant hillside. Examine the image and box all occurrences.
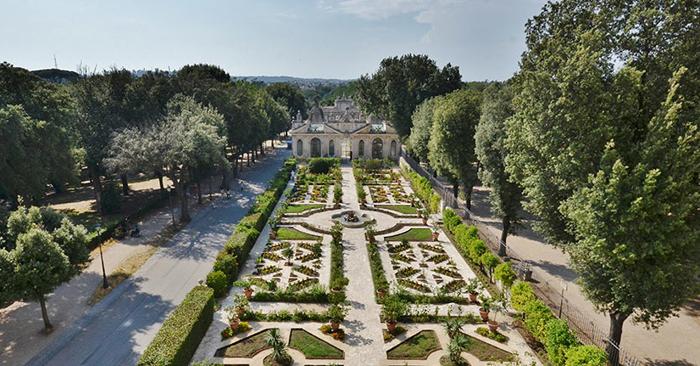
[233,75,351,88]
[31,68,81,84]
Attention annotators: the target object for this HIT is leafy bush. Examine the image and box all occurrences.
[401,167,440,214]
[308,157,339,174]
[545,319,579,366]
[510,280,536,313]
[213,253,238,283]
[468,239,487,263]
[206,270,228,298]
[523,299,555,341]
[480,252,499,273]
[564,345,607,366]
[138,286,215,366]
[100,182,122,214]
[453,224,478,243]
[475,326,508,342]
[443,208,461,232]
[494,262,517,288]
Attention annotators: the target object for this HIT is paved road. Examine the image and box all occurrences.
[26,149,290,366]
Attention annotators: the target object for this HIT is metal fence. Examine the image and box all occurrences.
[400,150,644,366]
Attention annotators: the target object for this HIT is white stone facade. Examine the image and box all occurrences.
[290,97,400,160]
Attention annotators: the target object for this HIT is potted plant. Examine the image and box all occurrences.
[465,278,480,303]
[327,304,348,331]
[234,279,254,299]
[421,210,428,225]
[282,247,294,266]
[479,295,492,322]
[376,284,388,299]
[381,294,408,333]
[431,226,440,241]
[488,296,507,333]
[268,217,278,239]
[233,294,250,318]
[228,314,240,331]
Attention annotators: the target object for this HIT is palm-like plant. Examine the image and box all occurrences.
[265,329,292,365]
[282,247,294,265]
[443,317,466,339]
[448,334,470,364]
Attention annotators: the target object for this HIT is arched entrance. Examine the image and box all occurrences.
[328,140,335,157]
[372,138,383,159]
[390,140,397,159]
[358,140,365,158]
[310,138,321,157]
[296,139,303,156]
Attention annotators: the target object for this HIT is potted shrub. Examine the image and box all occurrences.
[234,279,254,299]
[382,294,408,333]
[465,278,480,303]
[268,217,278,239]
[282,247,294,266]
[431,226,440,241]
[327,303,348,331]
[376,284,388,299]
[479,295,492,322]
[233,294,250,318]
[228,314,240,331]
[488,297,506,333]
[421,210,428,225]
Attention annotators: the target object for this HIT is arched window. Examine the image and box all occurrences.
[372,138,383,159]
[358,140,365,157]
[328,140,335,157]
[311,138,322,157]
[297,139,303,156]
[390,140,397,158]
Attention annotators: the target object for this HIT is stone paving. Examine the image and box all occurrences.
[192,163,542,366]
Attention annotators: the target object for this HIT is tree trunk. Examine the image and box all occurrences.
[156,171,164,191]
[499,217,510,257]
[39,294,52,331]
[175,180,190,223]
[196,180,202,204]
[464,185,473,210]
[260,143,265,156]
[51,182,64,194]
[89,167,103,213]
[120,174,129,195]
[247,152,251,167]
[606,312,629,366]
[452,181,459,198]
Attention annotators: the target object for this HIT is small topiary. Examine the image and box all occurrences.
[564,345,607,366]
[468,239,487,263]
[213,253,239,282]
[523,299,555,341]
[510,280,536,313]
[206,270,228,298]
[494,262,517,288]
[545,319,579,366]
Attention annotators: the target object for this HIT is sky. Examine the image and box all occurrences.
[0,0,547,81]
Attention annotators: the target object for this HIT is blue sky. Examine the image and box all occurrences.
[0,0,547,80]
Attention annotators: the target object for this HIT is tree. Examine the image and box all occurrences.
[357,54,462,138]
[407,96,440,163]
[106,96,229,222]
[0,248,15,305]
[507,2,700,362]
[267,82,307,119]
[266,328,292,365]
[475,83,522,255]
[13,228,72,331]
[560,69,700,360]
[428,89,481,208]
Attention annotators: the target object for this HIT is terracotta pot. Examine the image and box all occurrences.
[386,321,397,333]
[422,218,428,225]
[330,321,340,331]
[236,307,246,317]
[269,231,277,240]
[488,320,499,333]
[479,309,489,322]
[376,289,386,299]
[244,287,253,299]
[468,292,478,303]
[229,319,240,330]
[432,231,440,241]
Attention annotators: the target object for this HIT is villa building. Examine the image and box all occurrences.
[290,97,400,160]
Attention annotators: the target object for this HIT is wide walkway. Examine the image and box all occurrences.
[340,166,386,366]
[468,185,700,365]
[18,149,289,366]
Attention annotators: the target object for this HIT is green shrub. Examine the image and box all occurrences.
[206,270,228,298]
[101,182,122,214]
[480,252,499,273]
[443,208,461,232]
[545,319,579,366]
[138,286,215,366]
[468,239,487,263]
[213,253,239,283]
[510,280,536,313]
[308,157,339,174]
[564,345,607,366]
[494,262,517,288]
[454,224,478,243]
[524,299,555,341]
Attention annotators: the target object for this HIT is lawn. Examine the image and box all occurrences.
[285,204,324,214]
[214,329,272,358]
[386,330,442,360]
[288,329,344,359]
[276,227,322,241]
[385,228,433,242]
[464,333,514,362]
[375,204,418,215]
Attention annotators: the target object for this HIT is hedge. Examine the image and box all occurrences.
[138,285,215,366]
[400,166,441,214]
[565,345,607,366]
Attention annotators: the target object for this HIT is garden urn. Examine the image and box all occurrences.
[487,320,499,333]
[479,308,489,322]
[243,287,253,299]
[468,292,478,303]
[386,320,398,333]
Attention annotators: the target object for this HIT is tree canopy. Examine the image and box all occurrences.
[357,54,462,138]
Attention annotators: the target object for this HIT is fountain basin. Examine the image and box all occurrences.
[332,210,375,228]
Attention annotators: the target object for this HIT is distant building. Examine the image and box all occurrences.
[290,97,400,160]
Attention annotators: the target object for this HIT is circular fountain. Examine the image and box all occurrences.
[332,210,375,228]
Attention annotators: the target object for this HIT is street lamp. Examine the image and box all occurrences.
[95,224,109,289]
